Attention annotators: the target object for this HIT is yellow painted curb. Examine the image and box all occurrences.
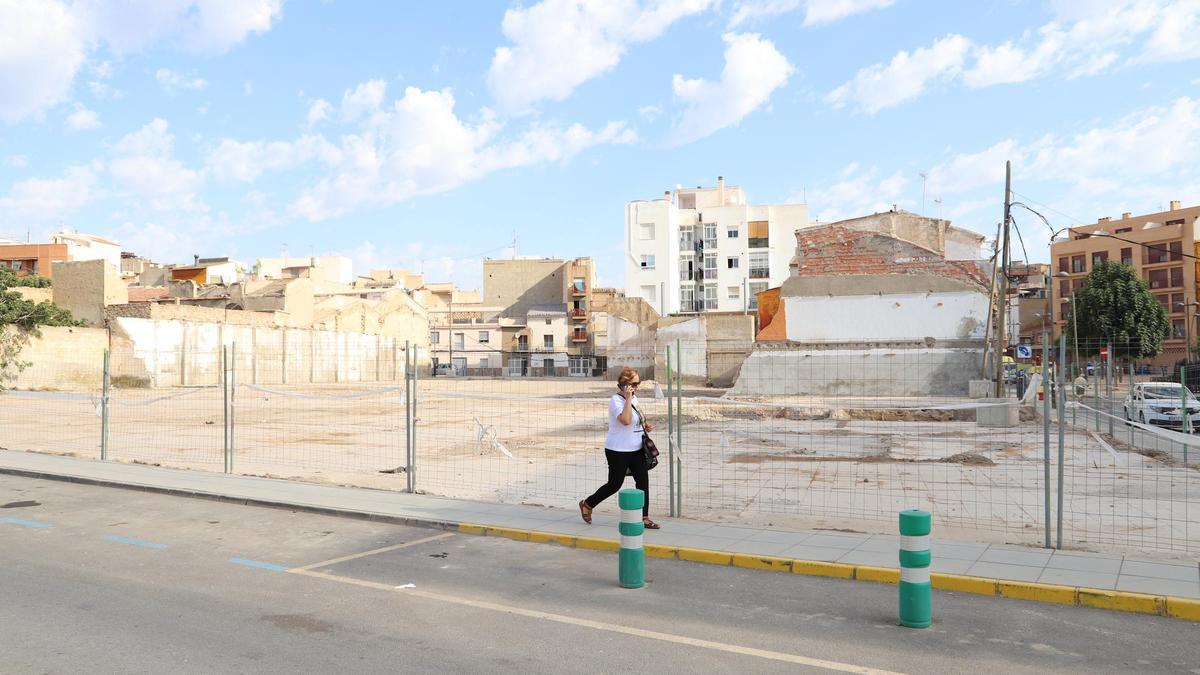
[644,544,680,559]
[731,553,792,572]
[998,581,1077,606]
[1078,589,1163,615]
[458,523,487,536]
[528,531,577,547]
[678,548,734,565]
[792,561,855,579]
[931,573,997,596]
[1166,596,1200,621]
[575,536,620,552]
[855,565,900,584]
[485,526,531,542]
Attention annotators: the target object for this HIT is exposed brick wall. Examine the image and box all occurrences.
[793,226,989,289]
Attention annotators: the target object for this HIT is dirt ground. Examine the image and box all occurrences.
[1,378,1196,559]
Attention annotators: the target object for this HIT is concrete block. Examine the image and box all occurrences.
[968,379,993,398]
[976,398,1018,427]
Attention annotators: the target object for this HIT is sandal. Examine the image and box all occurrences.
[579,500,593,524]
[642,518,661,530]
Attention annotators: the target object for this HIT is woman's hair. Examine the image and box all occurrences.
[617,367,640,387]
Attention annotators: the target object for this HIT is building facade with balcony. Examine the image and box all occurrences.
[1049,201,1200,357]
[624,176,808,316]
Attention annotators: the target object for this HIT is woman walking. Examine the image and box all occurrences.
[579,367,660,529]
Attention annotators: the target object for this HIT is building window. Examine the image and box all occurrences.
[1172,293,1185,310]
[1115,227,1132,234]
[1167,219,1185,226]
[680,286,695,312]
[727,285,740,300]
[572,278,586,293]
[726,226,739,238]
[1145,242,1171,264]
[639,223,655,240]
[1120,247,1133,266]
[727,257,739,269]
[1071,255,1085,273]
[1170,241,1183,261]
[1060,280,1069,297]
[543,335,554,349]
[748,221,769,248]
[749,251,769,279]
[703,284,718,310]
[545,318,552,325]
[1171,266,1184,288]
[478,331,489,343]
[1173,319,1186,338]
[479,357,490,370]
[431,331,440,344]
[703,223,717,244]
[1156,294,1170,310]
[640,254,655,270]
[1092,251,1108,267]
[1057,257,1069,274]
[453,333,465,349]
[703,254,717,279]
[641,285,656,302]
[679,226,694,250]
[748,281,768,310]
[1148,269,1169,289]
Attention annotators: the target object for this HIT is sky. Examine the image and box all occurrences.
[1,0,1199,290]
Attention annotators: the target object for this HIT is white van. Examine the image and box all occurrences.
[1123,382,1200,432]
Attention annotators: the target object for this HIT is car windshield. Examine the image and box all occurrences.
[1142,385,1196,401]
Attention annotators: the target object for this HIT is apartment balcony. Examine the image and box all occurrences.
[571,331,588,343]
[749,268,770,279]
[515,342,530,352]
[570,283,587,297]
[570,308,587,320]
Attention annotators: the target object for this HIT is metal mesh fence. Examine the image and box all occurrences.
[2,336,1197,556]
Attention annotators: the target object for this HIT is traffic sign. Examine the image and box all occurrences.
[1016,344,1033,359]
[1099,346,1109,360]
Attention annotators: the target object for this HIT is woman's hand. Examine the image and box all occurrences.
[620,386,634,401]
[643,421,653,433]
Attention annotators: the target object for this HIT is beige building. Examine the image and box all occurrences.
[1049,201,1200,359]
[51,259,129,326]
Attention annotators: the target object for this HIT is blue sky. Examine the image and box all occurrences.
[2,0,1199,289]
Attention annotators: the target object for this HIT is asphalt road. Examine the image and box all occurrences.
[1,475,1197,674]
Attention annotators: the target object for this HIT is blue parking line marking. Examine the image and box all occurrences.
[228,557,288,572]
[102,535,168,549]
[0,517,51,529]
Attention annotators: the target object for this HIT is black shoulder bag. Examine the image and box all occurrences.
[632,403,659,471]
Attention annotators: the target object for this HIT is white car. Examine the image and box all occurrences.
[1123,382,1200,432]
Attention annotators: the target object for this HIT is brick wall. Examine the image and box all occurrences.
[794,226,989,289]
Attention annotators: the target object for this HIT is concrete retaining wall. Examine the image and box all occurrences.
[5,326,108,390]
[729,345,984,397]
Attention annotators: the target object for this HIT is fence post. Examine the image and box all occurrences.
[1056,335,1066,550]
[1106,342,1113,436]
[675,338,683,518]
[1041,327,1051,549]
[222,345,229,473]
[1128,361,1135,447]
[405,341,414,494]
[229,341,237,474]
[409,344,417,493]
[666,345,675,518]
[101,349,110,461]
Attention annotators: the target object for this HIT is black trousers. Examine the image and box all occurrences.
[585,449,649,517]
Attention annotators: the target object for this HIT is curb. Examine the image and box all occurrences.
[3,465,1197,623]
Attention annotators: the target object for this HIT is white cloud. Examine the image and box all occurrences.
[108,118,206,211]
[0,165,97,225]
[0,0,87,123]
[667,32,793,145]
[637,105,663,121]
[487,0,715,113]
[0,0,283,124]
[827,34,970,114]
[729,0,893,27]
[243,80,254,95]
[286,85,636,221]
[801,162,911,223]
[5,155,29,168]
[207,134,342,182]
[306,99,333,128]
[156,68,209,92]
[65,104,102,131]
[340,80,387,122]
[831,1,1200,113]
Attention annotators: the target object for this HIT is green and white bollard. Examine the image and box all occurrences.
[898,509,931,629]
[618,488,645,589]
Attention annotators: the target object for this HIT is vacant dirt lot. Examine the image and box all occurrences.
[2,378,1196,558]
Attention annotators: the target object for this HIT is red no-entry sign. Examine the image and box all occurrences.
[1099,347,1109,360]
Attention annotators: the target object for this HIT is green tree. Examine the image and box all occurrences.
[1064,260,1169,360]
[0,269,85,387]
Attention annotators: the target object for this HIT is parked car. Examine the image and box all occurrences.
[433,363,463,377]
[1123,382,1200,432]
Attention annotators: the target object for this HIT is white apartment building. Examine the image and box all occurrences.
[624,177,807,315]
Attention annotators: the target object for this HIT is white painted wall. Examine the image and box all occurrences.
[784,291,989,342]
[256,256,354,284]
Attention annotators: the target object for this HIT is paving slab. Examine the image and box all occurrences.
[1119,559,1199,583]
[965,561,1045,582]
[1037,568,1118,589]
[1115,575,1200,598]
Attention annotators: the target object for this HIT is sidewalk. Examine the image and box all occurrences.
[1,449,1196,620]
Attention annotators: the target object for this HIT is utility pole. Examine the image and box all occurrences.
[995,161,1012,398]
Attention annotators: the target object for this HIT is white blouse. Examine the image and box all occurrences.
[604,393,644,452]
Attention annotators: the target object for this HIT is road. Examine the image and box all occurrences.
[1,475,1196,674]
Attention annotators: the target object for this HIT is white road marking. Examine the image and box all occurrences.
[288,532,455,572]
